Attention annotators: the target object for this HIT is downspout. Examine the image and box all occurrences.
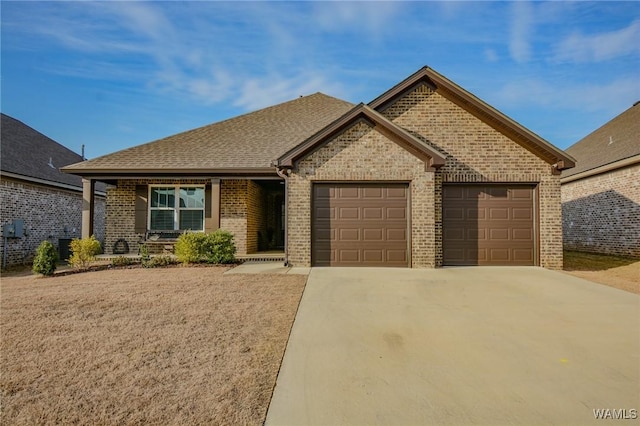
[275,166,290,267]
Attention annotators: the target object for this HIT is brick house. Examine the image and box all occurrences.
[561,102,640,258]
[63,67,575,268]
[0,113,106,267]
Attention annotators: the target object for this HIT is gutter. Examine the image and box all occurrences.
[561,154,640,184]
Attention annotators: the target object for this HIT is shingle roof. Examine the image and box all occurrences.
[1,113,88,189]
[562,102,640,178]
[63,93,354,175]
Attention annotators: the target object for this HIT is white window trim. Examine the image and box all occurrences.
[148,185,205,232]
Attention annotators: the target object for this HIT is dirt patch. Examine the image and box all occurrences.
[563,251,639,294]
[1,267,306,425]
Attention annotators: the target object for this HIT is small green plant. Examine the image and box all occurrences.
[111,256,133,267]
[147,255,175,268]
[139,244,151,268]
[174,230,236,264]
[68,235,101,269]
[32,240,59,276]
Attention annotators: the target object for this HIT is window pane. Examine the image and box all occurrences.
[151,187,175,208]
[179,210,204,231]
[180,187,204,209]
[150,210,175,230]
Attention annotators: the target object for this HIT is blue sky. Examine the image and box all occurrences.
[2,1,639,160]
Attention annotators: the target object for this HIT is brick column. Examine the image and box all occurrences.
[82,178,95,238]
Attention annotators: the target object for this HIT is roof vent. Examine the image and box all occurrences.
[48,157,55,168]
[608,136,614,146]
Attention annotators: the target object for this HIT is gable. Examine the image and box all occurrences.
[370,67,575,171]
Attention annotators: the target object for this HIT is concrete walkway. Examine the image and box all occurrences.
[266,267,639,425]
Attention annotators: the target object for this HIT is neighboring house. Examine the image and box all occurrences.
[561,102,640,258]
[63,67,575,268]
[0,113,106,267]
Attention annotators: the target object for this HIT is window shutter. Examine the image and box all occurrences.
[204,180,221,232]
[135,185,148,234]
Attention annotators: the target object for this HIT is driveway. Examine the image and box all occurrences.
[266,267,639,425]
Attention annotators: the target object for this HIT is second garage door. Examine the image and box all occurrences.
[443,184,536,266]
[312,183,409,267]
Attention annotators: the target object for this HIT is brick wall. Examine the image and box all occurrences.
[0,177,105,267]
[562,164,640,258]
[220,179,249,255]
[288,120,435,267]
[288,83,564,269]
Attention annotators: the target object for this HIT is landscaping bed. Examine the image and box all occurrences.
[1,267,306,425]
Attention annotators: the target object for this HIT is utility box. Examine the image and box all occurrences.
[2,219,24,238]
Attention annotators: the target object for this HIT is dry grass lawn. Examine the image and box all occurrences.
[563,251,639,294]
[1,266,306,425]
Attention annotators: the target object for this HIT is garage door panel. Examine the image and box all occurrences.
[443,184,535,266]
[312,183,409,267]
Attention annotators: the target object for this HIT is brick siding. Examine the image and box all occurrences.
[562,164,640,258]
[0,177,105,267]
[288,83,564,269]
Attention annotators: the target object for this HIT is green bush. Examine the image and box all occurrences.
[111,256,134,267]
[147,255,176,268]
[174,232,204,264]
[174,230,236,264]
[202,230,236,264]
[68,235,101,269]
[32,240,59,276]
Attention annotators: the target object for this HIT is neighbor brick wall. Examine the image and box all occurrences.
[561,163,640,258]
[105,179,251,256]
[0,177,105,267]
[288,120,436,267]
[381,83,563,269]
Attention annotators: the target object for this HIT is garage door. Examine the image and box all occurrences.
[312,183,409,267]
[443,185,535,266]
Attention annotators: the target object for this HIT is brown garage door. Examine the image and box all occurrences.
[312,183,409,267]
[443,184,535,266]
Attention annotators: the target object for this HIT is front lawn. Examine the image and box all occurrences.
[1,267,306,424]
[563,250,639,294]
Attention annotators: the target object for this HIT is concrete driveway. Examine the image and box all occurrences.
[266,267,639,425]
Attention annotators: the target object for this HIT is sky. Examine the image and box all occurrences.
[1,1,639,160]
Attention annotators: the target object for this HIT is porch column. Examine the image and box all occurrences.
[206,178,221,231]
[81,178,95,238]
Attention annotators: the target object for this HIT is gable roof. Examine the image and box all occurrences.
[276,103,447,169]
[562,101,640,181]
[370,66,575,170]
[62,93,354,178]
[0,113,100,191]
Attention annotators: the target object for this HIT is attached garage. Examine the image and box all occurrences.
[443,184,536,266]
[312,183,409,267]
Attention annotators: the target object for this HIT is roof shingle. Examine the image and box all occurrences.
[1,113,87,189]
[562,102,640,178]
[63,93,354,174]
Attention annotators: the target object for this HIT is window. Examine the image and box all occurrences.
[149,186,205,231]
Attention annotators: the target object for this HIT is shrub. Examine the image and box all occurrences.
[111,256,134,267]
[174,230,236,264]
[139,244,151,268]
[68,235,101,269]
[147,255,176,268]
[174,232,206,264]
[202,230,236,264]
[32,240,58,276]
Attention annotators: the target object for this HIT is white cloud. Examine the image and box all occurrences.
[509,1,534,63]
[553,20,640,63]
[234,73,347,111]
[311,1,403,36]
[484,48,499,63]
[495,76,640,114]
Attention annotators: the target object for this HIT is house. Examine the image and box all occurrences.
[561,102,640,258]
[62,67,575,268]
[0,113,107,267]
